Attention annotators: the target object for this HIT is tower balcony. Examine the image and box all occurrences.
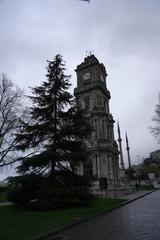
[74,82,111,99]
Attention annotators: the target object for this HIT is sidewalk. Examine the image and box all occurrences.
[118,190,155,201]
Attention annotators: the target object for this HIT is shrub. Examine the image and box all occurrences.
[0,186,7,193]
[8,171,94,209]
[8,175,42,205]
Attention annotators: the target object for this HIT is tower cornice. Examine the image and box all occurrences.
[74,82,111,99]
[82,111,115,123]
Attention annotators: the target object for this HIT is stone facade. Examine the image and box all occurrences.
[74,55,120,188]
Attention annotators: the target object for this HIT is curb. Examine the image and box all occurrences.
[34,190,155,240]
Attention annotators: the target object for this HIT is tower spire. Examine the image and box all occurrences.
[126,132,131,169]
[117,121,125,170]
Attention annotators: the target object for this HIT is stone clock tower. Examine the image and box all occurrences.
[74,54,120,188]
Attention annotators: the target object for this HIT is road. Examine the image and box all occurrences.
[51,190,160,240]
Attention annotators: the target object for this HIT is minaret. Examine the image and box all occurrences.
[126,132,131,169]
[117,122,125,170]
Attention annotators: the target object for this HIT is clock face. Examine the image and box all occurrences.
[100,74,104,82]
[83,72,91,81]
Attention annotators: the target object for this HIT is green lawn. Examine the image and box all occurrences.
[0,198,126,240]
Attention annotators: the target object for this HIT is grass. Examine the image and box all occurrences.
[0,192,8,202]
[0,198,126,240]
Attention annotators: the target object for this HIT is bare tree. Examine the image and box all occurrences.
[150,94,160,143]
[0,73,23,166]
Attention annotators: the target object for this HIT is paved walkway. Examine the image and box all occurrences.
[48,190,158,240]
[118,190,154,201]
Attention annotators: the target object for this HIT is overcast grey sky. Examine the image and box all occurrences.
[0,0,160,178]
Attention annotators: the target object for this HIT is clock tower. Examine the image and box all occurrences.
[74,54,120,188]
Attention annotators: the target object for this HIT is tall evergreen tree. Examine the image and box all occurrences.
[16,55,91,179]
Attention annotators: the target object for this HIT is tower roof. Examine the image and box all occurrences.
[75,54,108,76]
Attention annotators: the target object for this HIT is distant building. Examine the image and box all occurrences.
[74,54,120,188]
[144,150,160,165]
[150,150,160,161]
